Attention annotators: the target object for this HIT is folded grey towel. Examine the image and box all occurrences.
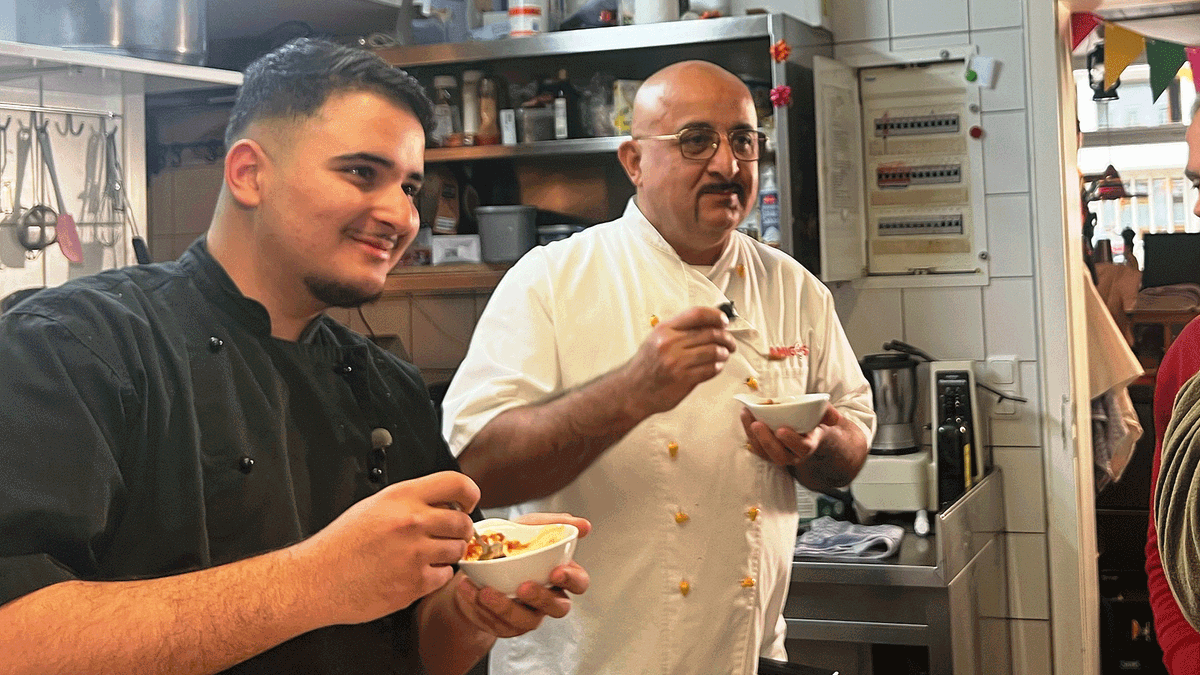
[794,516,905,560]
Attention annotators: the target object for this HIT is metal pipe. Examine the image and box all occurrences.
[0,102,121,120]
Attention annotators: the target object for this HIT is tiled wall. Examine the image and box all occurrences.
[828,0,1053,672]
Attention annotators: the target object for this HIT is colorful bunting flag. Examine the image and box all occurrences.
[1071,13,1102,51]
[1104,22,1146,91]
[1189,47,1200,93]
[1146,39,1188,102]
[1070,13,1200,102]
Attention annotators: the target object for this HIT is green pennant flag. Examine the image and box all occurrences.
[1146,38,1188,103]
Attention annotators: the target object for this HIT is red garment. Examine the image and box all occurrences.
[1149,316,1200,673]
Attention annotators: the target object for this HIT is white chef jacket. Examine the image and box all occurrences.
[442,199,875,675]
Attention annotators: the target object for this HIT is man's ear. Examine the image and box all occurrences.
[617,139,642,188]
[224,139,267,208]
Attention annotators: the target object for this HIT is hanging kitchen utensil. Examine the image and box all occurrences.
[17,204,57,253]
[36,120,83,263]
[105,127,150,264]
[0,117,9,216]
[2,119,32,227]
[17,116,56,257]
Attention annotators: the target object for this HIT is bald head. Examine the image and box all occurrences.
[617,60,759,265]
[631,61,754,137]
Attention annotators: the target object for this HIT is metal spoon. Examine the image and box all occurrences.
[718,301,787,361]
[441,501,504,560]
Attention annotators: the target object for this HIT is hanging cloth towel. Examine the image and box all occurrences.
[794,516,905,560]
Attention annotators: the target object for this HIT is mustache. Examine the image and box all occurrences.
[698,183,745,198]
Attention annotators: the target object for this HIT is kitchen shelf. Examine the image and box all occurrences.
[385,263,511,294]
[0,39,243,93]
[427,136,625,162]
[373,14,819,67]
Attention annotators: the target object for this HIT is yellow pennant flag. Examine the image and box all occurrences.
[1104,22,1146,91]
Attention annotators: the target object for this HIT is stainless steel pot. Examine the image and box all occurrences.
[16,0,207,66]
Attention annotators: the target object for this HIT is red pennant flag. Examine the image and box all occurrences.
[1189,46,1200,94]
[1071,12,1102,50]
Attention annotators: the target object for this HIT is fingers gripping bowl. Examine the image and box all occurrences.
[734,392,831,434]
[458,519,579,596]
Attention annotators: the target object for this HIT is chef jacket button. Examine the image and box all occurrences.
[238,456,254,473]
[650,315,659,327]
[679,580,690,597]
[369,467,384,482]
[208,336,224,352]
[747,506,760,521]
[335,363,353,375]
[667,441,679,458]
[674,511,689,524]
[736,264,746,278]
[741,576,756,588]
[745,376,759,391]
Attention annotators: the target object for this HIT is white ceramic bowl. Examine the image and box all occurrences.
[458,518,579,596]
[734,392,831,434]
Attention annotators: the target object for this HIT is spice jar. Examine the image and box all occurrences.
[461,70,482,146]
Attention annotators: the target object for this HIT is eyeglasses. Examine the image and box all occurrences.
[633,127,767,162]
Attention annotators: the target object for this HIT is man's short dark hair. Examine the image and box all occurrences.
[224,38,434,146]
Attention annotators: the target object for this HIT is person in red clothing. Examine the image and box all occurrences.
[1146,98,1200,674]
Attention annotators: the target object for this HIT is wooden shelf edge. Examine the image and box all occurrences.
[385,263,510,294]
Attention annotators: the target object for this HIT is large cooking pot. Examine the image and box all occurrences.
[16,0,207,66]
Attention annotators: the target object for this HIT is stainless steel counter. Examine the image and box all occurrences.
[784,471,1009,675]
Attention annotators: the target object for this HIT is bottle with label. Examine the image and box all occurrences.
[758,163,781,247]
[546,69,582,139]
[461,70,482,146]
[476,76,501,146]
[737,206,760,241]
[431,75,462,148]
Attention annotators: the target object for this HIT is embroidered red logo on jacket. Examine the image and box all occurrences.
[767,344,808,360]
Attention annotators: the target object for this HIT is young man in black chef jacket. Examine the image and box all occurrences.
[0,38,588,675]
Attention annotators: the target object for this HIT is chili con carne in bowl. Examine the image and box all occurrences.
[459,518,579,596]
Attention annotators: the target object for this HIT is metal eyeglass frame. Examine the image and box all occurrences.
[632,127,767,162]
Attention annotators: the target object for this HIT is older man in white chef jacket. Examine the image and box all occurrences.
[442,60,876,675]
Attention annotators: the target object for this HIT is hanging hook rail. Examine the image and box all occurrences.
[55,113,85,136]
[0,101,121,120]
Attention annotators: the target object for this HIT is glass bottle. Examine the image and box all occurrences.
[758,163,781,247]
[476,76,501,146]
[546,69,582,139]
[461,70,482,146]
[431,75,463,148]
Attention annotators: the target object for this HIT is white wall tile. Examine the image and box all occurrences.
[1009,619,1052,675]
[970,0,1023,31]
[983,277,1037,361]
[901,286,985,360]
[994,446,1045,533]
[889,32,969,51]
[1006,532,1050,619]
[830,0,891,42]
[831,285,903,358]
[832,39,890,61]
[971,28,1027,112]
[981,110,1031,194]
[410,295,477,371]
[988,360,1042,447]
[984,193,1033,277]
[891,0,968,38]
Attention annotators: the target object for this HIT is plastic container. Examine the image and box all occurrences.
[519,107,556,142]
[477,205,538,263]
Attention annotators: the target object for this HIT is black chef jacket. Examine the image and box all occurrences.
[0,239,464,673]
